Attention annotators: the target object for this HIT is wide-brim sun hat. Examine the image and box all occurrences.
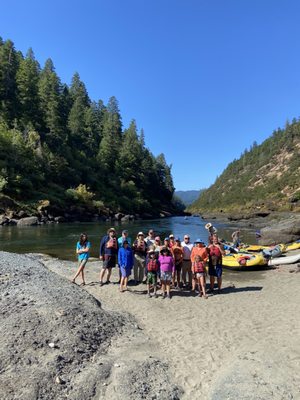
[108,227,116,233]
[194,238,205,244]
[138,232,144,236]
[169,234,174,238]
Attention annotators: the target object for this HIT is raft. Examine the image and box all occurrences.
[222,252,267,270]
[285,241,300,252]
[268,253,300,266]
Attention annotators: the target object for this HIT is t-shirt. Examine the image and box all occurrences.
[158,255,175,273]
[77,241,91,261]
[181,241,193,260]
[117,236,132,247]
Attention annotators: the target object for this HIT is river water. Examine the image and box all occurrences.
[0,216,257,261]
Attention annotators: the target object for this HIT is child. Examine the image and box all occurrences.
[158,247,175,299]
[72,233,91,286]
[192,255,207,298]
[118,240,134,292]
[146,249,160,298]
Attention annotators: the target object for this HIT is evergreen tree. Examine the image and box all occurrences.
[16,48,41,129]
[97,96,122,172]
[38,58,65,148]
[0,39,20,124]
[67,72,90,147]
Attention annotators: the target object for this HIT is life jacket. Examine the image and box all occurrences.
[209,245,221,258]
[173,246,183,261]
[136,240,146,252]
[106,237,117,249]
[194,261,205,273]
[147,259,159,272]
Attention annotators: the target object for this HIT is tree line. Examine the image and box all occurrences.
[188,118,300,213]
[0,37,180,216]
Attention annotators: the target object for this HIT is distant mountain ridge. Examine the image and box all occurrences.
[175,190,204,206]
[188,119,300,213]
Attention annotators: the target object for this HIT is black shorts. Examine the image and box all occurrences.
[103,255,117,269]
[175,261,183,272]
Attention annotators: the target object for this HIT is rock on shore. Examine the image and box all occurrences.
[258,214,300,245]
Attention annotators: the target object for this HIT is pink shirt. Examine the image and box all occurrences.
[158,255,175,273]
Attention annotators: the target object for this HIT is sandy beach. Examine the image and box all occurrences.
[43,253,300,400]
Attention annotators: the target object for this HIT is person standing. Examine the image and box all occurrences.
[118,229,132,247]
[132,232,147,284]
[145,249,160,298]
[72,233,91,286]
[208,234,225,293]
[181,234,193,288]
[146,229,155,246]
[118,240,133,292]
[231,230,241,248]
[191,239,208,291]
[99,228,118,286]
[159,247,175,299]
[171,237,183,288]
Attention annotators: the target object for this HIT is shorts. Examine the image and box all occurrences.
[195,272,205,279]
[103,255,117,269]
[175,261,183,272]
[209,264,222,278]
[147,272,157,285]
[78,259,88,268]
[160,271,172,282]
[120,266,131,278]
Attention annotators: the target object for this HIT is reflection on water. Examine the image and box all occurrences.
[0,216,260,266]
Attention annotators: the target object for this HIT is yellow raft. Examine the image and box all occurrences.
[285,241,300,252]
[222,253,267,270]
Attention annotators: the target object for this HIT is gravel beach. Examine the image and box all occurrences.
[1,251,300,399]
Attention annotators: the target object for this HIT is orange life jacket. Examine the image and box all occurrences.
[106,237,117,249]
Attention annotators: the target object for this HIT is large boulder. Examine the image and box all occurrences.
[258,215,300,245]
[17,217,38,226]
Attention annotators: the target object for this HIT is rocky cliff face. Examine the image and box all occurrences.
[189,120,300,214]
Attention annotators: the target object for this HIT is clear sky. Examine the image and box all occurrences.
[1,0,300,190]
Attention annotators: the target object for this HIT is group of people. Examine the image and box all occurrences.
[72,227,226,299]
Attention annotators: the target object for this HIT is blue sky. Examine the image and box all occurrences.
[1,0,300,190]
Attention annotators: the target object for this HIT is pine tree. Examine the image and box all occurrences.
[16,48,41,129]
[0,39,20,124]
[38,58,65,148]
[67,72,90,147]
[97,96,122,172]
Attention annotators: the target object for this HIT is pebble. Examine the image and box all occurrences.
[48,342,55,348]
[55,376,63,384]
[114,363,120,368]
[102,382,107,386]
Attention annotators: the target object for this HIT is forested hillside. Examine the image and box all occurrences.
[175,190,204,206]
[0,38,178,219]
[189,119,300,213]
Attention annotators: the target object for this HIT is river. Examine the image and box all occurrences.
[0,216,257,260]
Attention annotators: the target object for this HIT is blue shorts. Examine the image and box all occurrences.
[209,264,222,278]
[120,266,131,278]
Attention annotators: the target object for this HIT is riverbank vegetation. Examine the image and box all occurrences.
[189,119,300,214]
[0,37,182,219]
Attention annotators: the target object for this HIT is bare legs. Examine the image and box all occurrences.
[99,267,112,284]
[72,261,86,285]
[120,276,128,292]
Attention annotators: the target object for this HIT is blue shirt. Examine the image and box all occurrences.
[118,246,134,269]
[118,236,132,247]
[76,241,91,261]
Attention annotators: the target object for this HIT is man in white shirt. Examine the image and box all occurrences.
[181,234,193,287]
